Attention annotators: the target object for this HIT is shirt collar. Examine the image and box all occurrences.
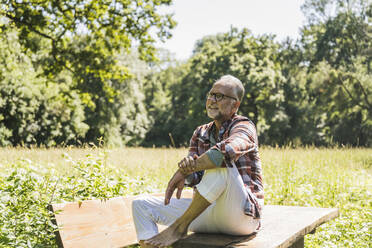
[202,113,237,141]
[220,113,237,132]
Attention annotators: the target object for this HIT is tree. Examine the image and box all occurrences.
[276,39,326,146]
[0,0,175,108]
[300,0,372,146]
[301,0,371,69]
[163,28,288,146]
[307,58,371,146]
[142,51,188,146]
[82,50,153,146]
[0,30,88,146]
[0,0,176,146]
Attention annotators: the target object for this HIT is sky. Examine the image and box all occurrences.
[156,0,306,60]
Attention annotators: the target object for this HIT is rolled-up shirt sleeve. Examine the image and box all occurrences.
[213,121,258,167]
[205,148,224,167]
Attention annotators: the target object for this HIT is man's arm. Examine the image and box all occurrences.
[164,152,218,205]
[213,121,258,165]
[178,152,219,176]
[180,120,258,177]
[163,170,185,205]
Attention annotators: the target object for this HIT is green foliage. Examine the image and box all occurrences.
[142,17,371,147]
[298,0,372,146]
[143,50,189,146]
[0,164,57,247]
[0,0,371,148]
[0,16,162,147]
[0,31,88,147]
[0,0,175,83]
[307,58,372,146]
[0,152,153,247]
[262,147,372,247]
[301,0,371,69]
[0,0,175,147]
[276,39,324,146]
[145,28,293,146]
[141,0,371,147]
[82,50,153,146]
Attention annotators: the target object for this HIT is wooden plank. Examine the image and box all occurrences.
[52,191,338,248]
[52,196,136,248]
[51,190,193,248]
[173,233,256,248]
[175,205,339,248]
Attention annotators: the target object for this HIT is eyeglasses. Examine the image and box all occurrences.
[206,92,237,102]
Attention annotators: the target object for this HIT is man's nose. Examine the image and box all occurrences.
[208,96,218,103]
[207,100,218,107]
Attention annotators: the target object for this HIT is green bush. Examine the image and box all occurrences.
[0,153,152,247]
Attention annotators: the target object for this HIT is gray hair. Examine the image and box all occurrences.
[216,75,245,101]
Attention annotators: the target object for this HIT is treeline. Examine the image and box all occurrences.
[0,0,371,147]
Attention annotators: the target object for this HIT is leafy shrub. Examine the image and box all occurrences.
[0,153,151,247]
[0,163,56,247]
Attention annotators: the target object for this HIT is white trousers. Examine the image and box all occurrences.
[132,164,262,241]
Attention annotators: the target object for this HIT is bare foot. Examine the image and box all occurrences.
[139,240,158,248]
[144,224,187,247]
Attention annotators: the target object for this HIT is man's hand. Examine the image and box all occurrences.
[165,153,215,205]
[164,170,186,205]
[178,154,198,175]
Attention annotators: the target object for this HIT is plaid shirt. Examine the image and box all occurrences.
[186,114,263,219]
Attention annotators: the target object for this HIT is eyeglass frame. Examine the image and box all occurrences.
[206,92,238,102]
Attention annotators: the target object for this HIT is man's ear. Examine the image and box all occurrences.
[233,101,240,114]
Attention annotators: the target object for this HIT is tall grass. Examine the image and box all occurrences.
[0,147,371,247]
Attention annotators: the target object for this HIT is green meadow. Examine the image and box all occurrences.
[0,147,371,247]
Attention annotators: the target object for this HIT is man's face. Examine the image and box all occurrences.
[206,81,240,122]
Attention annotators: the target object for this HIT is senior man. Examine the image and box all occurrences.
[132,75,264,248]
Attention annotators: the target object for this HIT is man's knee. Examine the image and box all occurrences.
[202,168,228,182]
[132,196,145,207]
[132,195,154,214]
[196,168,228,203]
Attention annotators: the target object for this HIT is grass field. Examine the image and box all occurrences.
[0,147,371,247]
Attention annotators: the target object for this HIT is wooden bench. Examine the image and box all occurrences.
[50,191,339,248]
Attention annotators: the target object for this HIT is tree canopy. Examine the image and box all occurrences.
[0,0,176,146]
[0,0,175,99]
[0,0,371,147]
